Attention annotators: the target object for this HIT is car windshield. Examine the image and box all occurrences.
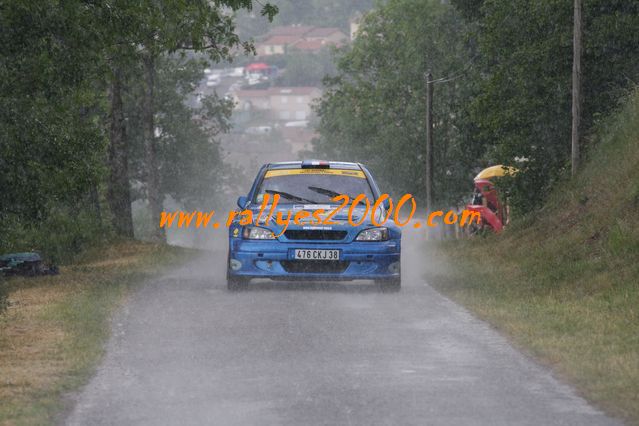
[253,170,375,204]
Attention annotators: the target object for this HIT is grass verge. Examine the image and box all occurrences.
[0,240,192,425]
[425,241,638,423]
[425,89,639,423]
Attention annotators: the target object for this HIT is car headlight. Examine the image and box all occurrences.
[242,226,276,239]
[355,227,389,241]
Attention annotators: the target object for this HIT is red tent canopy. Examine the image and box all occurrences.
[245,62,270,71]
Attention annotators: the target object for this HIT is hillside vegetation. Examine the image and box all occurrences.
[314,0,639,211]
[0,242,191,425]
[426,89,639,422]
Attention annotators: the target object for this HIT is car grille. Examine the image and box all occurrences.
[280,260,350,274]
[284,230,347,240]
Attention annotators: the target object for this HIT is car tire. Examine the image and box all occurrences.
[378,276,401,293]
[227,272,249,291]
[226,252,249,291]
[227,276,249,291]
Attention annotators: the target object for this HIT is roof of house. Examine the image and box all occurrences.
[259,35,301,46]
[266,25,315,37]
[290,39,326,51]
[304,27,345,38]
[291,39,344,51]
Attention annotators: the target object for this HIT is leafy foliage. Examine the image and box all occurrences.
[313,0,480,206]
[125,55,234,210]
[1,0,277,256]
[276,49,337,86]
[0,0,108,254]
[463,0,639,213]
[236,0,373,37]
[313,0,639,214]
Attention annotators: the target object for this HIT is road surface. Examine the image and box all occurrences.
[65,230,619,425]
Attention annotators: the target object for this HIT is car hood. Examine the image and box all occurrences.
[246,203,385,230]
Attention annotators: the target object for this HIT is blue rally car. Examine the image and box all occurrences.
[227,161,401,291]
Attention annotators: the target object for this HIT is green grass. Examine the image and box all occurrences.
[425,90,639,423]
[0,241,193,425]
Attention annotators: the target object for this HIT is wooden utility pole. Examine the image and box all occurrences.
[425,71,434,213]
[571,0,582,177]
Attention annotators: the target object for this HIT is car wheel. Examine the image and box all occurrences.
[378,276,401,293]
[226,251,248,291]
[227,272,249,291]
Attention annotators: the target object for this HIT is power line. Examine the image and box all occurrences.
[427,57,476,85]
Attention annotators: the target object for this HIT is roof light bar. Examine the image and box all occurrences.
[301,160,330,169]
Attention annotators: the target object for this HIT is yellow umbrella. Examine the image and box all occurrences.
[474,165,518,181]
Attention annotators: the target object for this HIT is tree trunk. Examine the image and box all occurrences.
[571,0,582,176]
[143,51,165,242]
[107,66,134,237]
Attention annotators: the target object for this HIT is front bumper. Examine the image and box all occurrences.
[228,240,401,281]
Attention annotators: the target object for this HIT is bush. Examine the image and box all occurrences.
[0,205,109,265]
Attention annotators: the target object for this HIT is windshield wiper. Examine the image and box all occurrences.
[307,186,353,201]
[265,189,317,204]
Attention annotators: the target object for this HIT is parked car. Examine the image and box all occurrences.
[284,120,309,128]
[206,74,221,87]
[230,67,245,77]
[226,160,401,291]
[244,126,272,135]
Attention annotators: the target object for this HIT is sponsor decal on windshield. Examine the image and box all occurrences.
[264,169,366,178]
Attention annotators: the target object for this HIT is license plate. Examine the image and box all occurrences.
[294,249,340,260]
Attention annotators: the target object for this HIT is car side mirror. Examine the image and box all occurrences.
[237,196,248,209]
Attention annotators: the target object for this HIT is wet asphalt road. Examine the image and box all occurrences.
[65,231,619,426]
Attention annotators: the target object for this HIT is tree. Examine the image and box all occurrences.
[313,0,479,207]
[276,48,337,87]
[107,0,276,242]
[125,55,234,212]
[0,0,278,255]
[462,0,639,213]
[0,0,108,255]
[235,0,374,36]
[71,0,278,241]
[107,66,134,237]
